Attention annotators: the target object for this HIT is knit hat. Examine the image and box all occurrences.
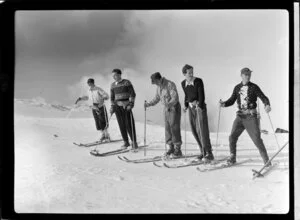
[151,72,162,83]
[241,68,252,75]
[182,64,193,74]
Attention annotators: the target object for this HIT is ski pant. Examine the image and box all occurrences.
[165,102,182,147]
[92,104,108,131]
[229,113,270,163]
[114,105,137,144]
[188,105,213,156]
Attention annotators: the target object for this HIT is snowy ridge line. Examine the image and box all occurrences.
[117,153,200,164]
[159,156,229,168]
[196,158,253,172]
[90,145,149,157]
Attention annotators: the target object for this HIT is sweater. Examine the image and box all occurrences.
[224,81,270,110]
[181,77,205,109]
[148,77,179,108]
[110,79,136,106]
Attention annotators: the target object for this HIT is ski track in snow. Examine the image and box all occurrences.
[14,102,290,213]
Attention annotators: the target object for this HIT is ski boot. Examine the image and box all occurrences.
[226,154,236,165]
[120,142,130,150]
[202,152,214,164]
[163,144,175,159]
[171,145,183,159]
[131,142,139,153]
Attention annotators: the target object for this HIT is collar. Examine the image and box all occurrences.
[89,85,96,91]
[115,79,123,85]
[185,77,195,87]
[240,81,251,86]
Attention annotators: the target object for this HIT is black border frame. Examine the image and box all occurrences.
[0,0,296,220]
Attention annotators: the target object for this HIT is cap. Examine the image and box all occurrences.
[241,68,252,74]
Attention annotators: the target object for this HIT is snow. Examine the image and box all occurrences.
[14,99,289,213]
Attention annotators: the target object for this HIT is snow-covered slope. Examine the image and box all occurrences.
[14,99,289,213]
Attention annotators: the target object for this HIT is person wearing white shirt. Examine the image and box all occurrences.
[75,78,110,142]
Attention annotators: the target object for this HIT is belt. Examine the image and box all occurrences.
[116,100,130,107]
[237,109,257,115]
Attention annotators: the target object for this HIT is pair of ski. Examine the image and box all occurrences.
[90,144,149,157]
[118,153,200,164]
[73,139,122,147]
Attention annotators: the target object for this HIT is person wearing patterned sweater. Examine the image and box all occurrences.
[110,69,138,151]
[144,72,182,158]
[75,78,110,142]
[220,67,272,165]
[181,64,214,162]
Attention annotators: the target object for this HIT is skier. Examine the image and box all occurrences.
[110,69,138,151]
[75,78,110,142]
[219,67,272,166]
[181,64,214,162]
[144,72,183,158]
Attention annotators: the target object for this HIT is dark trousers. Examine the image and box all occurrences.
[92,105,108,131]
[115,105,137,144]
[165,102,182,146]
[188,105,213,156]
[229,114,270,163]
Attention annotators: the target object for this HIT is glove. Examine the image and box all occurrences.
[183,106,188,113]
[110,105,116,115]
[144,101,151,108]
[264,105,271,113]
[219,100,225,108]
[126,102,134,111]
[75,97,81,104]
[192,100,199,107]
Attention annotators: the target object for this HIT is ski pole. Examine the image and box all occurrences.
[252,141,289,179]
[267,113,280,151]
[184,108,187,161]
[144,101,147,156]
[196,105,204,157]
[215,100,222,158]
[130,108,136,152]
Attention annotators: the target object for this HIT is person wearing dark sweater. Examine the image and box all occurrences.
[181,64,214,162]
[220,67,271,165]
[110,69,138,151]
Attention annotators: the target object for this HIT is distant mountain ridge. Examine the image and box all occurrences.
[14,98,92,113]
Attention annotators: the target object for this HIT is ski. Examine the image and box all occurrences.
[160,156,229,168]
[252,162,279,179]
[73,139,122,147]
[90,145,148,157]
[196,158,253,172]
[118,153,199,164]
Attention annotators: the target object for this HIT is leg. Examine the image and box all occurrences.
[169,103,182,147]
[125,110,137,144]
[97,106,107,131]
[165,109,172,145]
[197,106,213,157]
[189,107,203,154]
[229,116,245,157]
[243,115,270,164]
[115,106,129,145]
[92,109,101,130]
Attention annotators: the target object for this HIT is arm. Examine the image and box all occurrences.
[182,83,189,108]
[197,79,205,109]
[255,85,270,107]
[166,82,179,107]
[127,81,136,107]
[75,95,88,104]
[147,87,160,107]
[110,85,116,105]
[224,86,238,107]
[97,87,109,100]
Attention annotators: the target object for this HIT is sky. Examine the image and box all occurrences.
[15,10,289,132]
